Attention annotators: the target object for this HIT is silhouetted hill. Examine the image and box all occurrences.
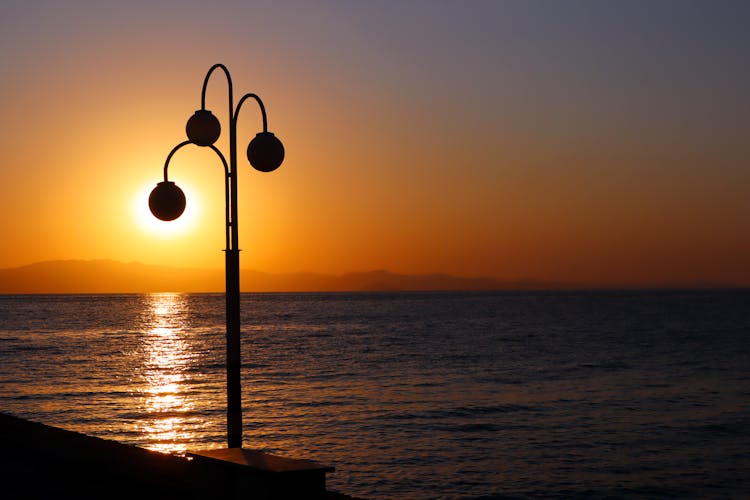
[241,269,515,292]
[0,260,221,293]
[0,260,518,293]
[337,270,505,291]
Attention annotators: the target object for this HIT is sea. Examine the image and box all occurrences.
[0,291,749,499]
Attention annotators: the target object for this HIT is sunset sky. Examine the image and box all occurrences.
[1,0,748,287]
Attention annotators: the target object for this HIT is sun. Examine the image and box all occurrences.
[133,183,199,237]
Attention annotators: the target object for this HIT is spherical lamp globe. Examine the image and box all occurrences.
[149,181,186,221]
[186,109,221,146]
[247,132,284,172]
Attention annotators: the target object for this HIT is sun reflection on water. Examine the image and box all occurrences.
[137,293,195,454]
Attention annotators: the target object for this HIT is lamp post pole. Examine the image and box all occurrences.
[148,64,284,448]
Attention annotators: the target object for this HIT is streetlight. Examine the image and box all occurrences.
[148,63,284,448]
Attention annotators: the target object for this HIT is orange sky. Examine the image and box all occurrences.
[1,1,749,287]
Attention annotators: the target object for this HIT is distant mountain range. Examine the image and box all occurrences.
[4,260,737,294]
[0,260,545,293]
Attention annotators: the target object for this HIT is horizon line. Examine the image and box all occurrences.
[0,259,748,293]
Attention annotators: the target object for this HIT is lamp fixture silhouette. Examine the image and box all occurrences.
[148,64,284,448]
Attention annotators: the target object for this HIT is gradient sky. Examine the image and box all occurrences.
[1,0,748,286]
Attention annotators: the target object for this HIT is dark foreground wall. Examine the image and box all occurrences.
[0,413,358,500]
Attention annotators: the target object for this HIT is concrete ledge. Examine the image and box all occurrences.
[0,413,356,500]
[188,448,334,499]
[190,447,335,474]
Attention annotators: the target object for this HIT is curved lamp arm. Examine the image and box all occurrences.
[235,93,268,132]
[201,63,233,114]
[200,65,269,133]
[163,141,191,181]
[163,141,230,181]
[162,140,232,249]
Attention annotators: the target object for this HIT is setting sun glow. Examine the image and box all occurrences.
[134,184,200,237]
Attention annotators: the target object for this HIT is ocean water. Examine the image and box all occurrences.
[0,291,749,499]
